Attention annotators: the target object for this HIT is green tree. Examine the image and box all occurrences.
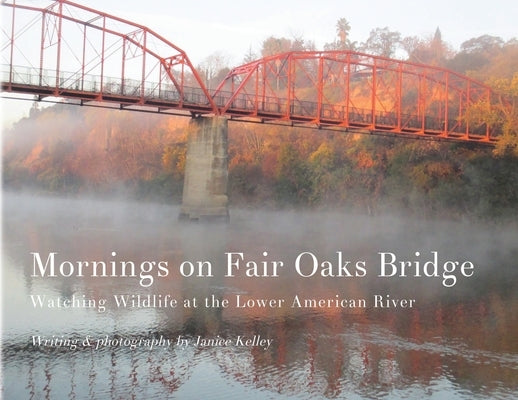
[275,143,311,205]
[336,18,351,45]
[448,35,504,75]
[307,141,352,206]
[324,18,356,51]
[463,153,518,218]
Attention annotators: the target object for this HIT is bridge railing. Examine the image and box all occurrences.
[2,64,214,108]
[3,62,491,139]
[209,86,490,138]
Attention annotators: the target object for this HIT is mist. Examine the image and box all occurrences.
[4,189,517,297]
[3,187,518,399]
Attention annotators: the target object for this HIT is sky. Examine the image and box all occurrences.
[89,0,518,64]
[1,0,517,126]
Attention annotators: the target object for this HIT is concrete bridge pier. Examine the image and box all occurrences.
[179,116,229,222]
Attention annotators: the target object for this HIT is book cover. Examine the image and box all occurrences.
[2,1,517,399]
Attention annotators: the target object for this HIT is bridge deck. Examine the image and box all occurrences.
[2,73,494,145]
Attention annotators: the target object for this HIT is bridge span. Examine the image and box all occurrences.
[1,0,503,220]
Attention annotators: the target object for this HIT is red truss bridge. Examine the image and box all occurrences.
[1,0,502,144]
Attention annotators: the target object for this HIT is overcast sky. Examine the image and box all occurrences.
[89,0,517,64]
[2,0,517,126]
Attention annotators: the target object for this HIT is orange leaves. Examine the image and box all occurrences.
[410,161,457,193]
[356,151,375,169]
[3,104,191,191]
[23,143,45,172]
[162,144,186,179]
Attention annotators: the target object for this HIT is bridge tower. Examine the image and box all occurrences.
[179,116,229,221]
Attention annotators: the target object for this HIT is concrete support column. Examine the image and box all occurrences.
[179,116,229,221]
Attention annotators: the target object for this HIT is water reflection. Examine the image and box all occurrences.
[2,192,518,399]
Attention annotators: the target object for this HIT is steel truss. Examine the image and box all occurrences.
[1,0,216,114]
[213,51,498,143]
[2,1,503,143]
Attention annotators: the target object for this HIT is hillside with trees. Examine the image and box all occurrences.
[3,21,518,220]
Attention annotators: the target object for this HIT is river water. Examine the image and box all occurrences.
[2,192,518,399]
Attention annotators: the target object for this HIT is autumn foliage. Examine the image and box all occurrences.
[3,24,518,219]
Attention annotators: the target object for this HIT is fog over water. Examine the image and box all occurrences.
[2,190,518,399]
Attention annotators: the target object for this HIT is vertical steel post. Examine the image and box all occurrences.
[397,62,402,131]
[286,54,292,119]
[261,60,266,111]
[371,61,376,127]
[486,88,491,140]
[444,72,449,136]
[141,29,147,100]
[317,56,324,123]
[9,0,15,86]
[40,10,46,86]
[121,36,126,95]
[345,53,350,126]
[55,1,63,91]
[180,58,185,107]
[158,62,163,98]
[81,25,86,91]
[465,81,471,137]
[254,63,259,115]
[99,16,106,96]
[458,92,463,136]
[420,75,426,132]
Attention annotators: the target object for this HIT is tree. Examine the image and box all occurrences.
[260,35,313,57]
[162,144,186,179]
[336,18,351,45]
[448,35,504,75]
[324,18,356,51]
[307,141,351,205]
[403,28,452,66]
[460,35,504,54]
[360,27,401,58]
[400,35,422,59]
[489,73,518,156]
[197,51,230,91]
[463,72,518,157]
[261,36,294,57]
[474,39,518,80]
[243,45,257,63]
[275,143,311,204]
